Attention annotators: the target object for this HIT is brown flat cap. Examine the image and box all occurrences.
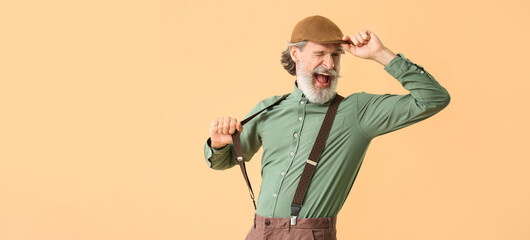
[290,15,346,44]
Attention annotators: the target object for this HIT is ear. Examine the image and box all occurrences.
[289,45,300,62]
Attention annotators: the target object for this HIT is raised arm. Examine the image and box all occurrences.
[342,31,450,138]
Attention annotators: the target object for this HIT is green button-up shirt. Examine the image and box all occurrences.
[203,53,450,218]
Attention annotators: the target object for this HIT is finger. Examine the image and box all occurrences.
[210,120,219,134]
[222,117,230,135]
[341,36,353,52]
[360,31,370,43]
[349,35,360,47]
[236,121,243,132]
[216,118,222,134]
[217,118,224,134]
[354,33,364,47]
[342,35,352,44]
[368,31,379,44]
[228,118,236,134]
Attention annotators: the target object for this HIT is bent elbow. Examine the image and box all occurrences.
[439,89,451,109]
[427,89,451,112]
[441,88,451,109]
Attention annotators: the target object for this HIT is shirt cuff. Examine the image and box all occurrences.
[384,53,425,79]
[204,138,231,168]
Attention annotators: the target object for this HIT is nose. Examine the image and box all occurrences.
[323,54,334,70]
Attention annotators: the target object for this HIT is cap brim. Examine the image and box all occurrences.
[310,39,351,45]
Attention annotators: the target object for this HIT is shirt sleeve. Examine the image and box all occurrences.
[356,53,451,139]
[203,100,271,170]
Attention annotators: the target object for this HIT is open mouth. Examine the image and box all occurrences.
[314,73,331,88]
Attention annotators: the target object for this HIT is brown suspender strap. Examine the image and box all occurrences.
[232,94,290,210]
[290,94,344,225]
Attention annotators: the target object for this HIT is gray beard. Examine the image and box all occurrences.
[296,60,339,104]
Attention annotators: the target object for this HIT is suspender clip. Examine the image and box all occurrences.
[290,204,301,226]
[290,216,297,226]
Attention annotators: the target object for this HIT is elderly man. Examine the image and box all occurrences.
[204,15,450,239]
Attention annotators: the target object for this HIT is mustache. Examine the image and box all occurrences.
[312,66,340,79]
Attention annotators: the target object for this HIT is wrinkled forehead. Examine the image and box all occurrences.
[304,41,344,53]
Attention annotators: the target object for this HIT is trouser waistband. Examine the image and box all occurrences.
[253,213,337,229]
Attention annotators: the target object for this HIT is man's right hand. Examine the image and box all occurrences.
[209,117,243,150]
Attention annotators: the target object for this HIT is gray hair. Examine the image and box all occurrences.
[281,41,307,76]
[280,41,345,76]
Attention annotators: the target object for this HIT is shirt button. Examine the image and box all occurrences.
[298,117,303,121]
[420,70,425,74]
[300,101,305,105]
[290,152,294,156]
[294,133,298,138]
[265,220,271,226]
[273,193,277,198]
[281,171,285,176]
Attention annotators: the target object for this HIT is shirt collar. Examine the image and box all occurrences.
[291,80,304,99]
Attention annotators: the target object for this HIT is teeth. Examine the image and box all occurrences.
[318,73,330,76]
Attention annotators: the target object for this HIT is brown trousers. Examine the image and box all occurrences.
[245,214,337,240]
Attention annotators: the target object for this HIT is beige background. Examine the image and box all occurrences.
[1,0,529,239]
